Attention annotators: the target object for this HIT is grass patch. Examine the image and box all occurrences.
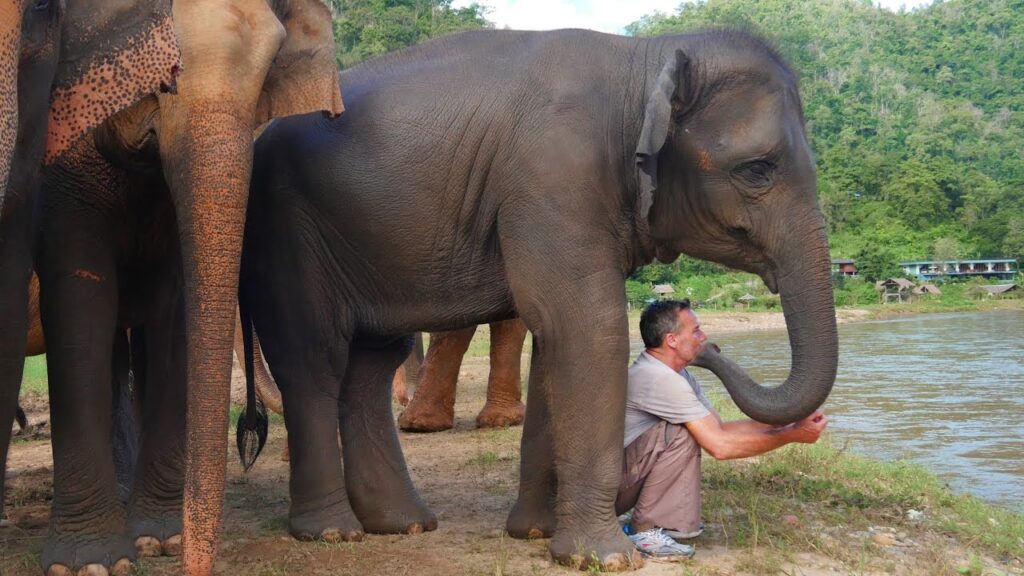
[700,388,1024,570]
[21,355,48,395]
[467,451,502,466]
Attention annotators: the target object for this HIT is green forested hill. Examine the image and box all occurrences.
[627,0,1024,278]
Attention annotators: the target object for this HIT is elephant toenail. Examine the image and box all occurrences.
[162,535,182,556]
[76,564,109,576]
[405,522,423,534]
[320,529,343,542]
[345,530,364,542]
[527,527,545,539]
[46,564,74,576]
[110,559,134,576]
[135,536,162,557]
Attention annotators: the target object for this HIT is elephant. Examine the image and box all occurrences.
[22,2,343,574]
[238,28,838,570]
[398,319,528,432]
[0,0,180,560]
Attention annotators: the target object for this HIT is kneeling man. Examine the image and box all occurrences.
[618,299,827,560]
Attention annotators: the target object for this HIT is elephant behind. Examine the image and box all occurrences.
[240,28,838,570]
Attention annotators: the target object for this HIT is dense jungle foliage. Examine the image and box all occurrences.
[327,0,491,68]
[326,0,1022,305]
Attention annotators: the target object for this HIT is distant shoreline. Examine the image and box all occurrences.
[629,299,1024,337]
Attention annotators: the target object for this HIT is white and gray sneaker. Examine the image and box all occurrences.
[628,527,695,561]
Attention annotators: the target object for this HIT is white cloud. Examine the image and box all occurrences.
[454,0,934,35]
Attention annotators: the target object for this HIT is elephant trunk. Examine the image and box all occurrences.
[694,225,838,425]
[161,100,253,575]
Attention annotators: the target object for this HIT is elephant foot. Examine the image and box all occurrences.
[128,502,183,557]
[549,522,643,572]
[475,401,525,428]
[352,490,438,535]
[289,500,365,543]
[506,497,556,540]
[134,534,181,558]
[46,559,133,576]
[397,403,454,432]
[43,531,135,576]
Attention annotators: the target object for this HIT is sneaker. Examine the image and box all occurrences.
[665,521,705,540]
[628,527,695,561]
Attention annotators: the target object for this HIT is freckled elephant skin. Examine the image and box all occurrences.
[0,0,179,552]
[17,1,342,574]
[398,319,527,432]
[242,28,837,570]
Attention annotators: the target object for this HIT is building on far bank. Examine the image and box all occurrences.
[899,259,1017,281]
[831,258,858,277]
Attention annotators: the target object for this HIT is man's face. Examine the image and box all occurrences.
[666,309,706,366]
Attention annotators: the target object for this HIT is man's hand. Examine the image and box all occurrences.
[788,410,827,444]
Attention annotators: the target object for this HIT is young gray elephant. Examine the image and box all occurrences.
[240,28,837,570]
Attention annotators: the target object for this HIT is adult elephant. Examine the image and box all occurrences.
[398,319,528,432]
[13,1,342,574]
[0,0,180,552]
[240,28,838,570]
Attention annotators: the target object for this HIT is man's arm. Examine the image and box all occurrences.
[684,410,827,460]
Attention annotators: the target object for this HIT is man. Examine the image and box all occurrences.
[618,299,827,560]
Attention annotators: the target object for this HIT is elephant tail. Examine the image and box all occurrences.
[14,405,26,431]
[235,303,268,472]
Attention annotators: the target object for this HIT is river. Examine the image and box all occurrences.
[639,309,1024,510]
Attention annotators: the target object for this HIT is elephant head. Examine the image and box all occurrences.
[636,32,838,425]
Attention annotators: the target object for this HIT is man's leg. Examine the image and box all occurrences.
[629,423,702,535]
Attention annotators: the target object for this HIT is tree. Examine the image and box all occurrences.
[330,0,490,69]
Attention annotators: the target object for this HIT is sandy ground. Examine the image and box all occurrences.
[2,309,1017,575]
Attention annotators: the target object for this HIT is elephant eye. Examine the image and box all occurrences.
[733,160,775,191]
[32,0,50,11]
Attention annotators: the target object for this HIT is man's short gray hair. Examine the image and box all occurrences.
[639,299,692,348]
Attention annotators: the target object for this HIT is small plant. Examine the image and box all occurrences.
[468,451,502,466]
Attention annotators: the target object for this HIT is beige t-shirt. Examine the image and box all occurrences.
[624,351,714,447]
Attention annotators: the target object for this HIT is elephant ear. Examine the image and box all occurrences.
[46,0,181,164]
[635,49,690,221]
[255,0,344,125]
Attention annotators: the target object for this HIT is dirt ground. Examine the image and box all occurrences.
[2,310,1017,575]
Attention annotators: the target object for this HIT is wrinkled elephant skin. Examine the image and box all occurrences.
[241,29,837,570]
[398,319,527,432]
[27,1,342,575]
[0,0,179,551]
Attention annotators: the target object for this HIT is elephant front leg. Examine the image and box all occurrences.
[397,326,476,432]
[476,319,527,429]
[501,222,640,571]
[0,208,31,529]
[341,338,437,534]
[37,226,134,575]
[128,290,188,558]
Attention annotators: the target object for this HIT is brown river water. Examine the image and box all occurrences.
[633,309,1024,510]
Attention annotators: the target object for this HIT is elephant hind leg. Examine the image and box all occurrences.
[341,336,436,535]
[278,343,364,543]
[476,318,527,429]
[397,326,476,432]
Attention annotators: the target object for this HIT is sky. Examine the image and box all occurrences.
[452,0,934,35]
